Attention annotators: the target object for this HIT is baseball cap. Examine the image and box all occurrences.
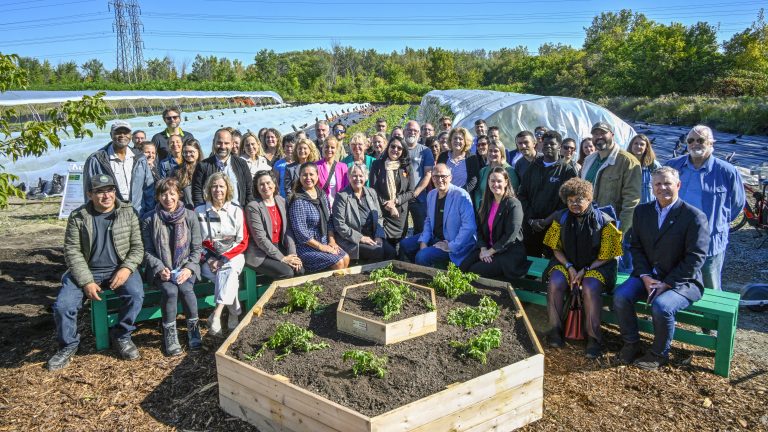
[591,121,613,134]
[110,120,132,133]
[90,174,116,191]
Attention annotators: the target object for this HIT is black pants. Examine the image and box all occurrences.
[523,224,550,258]
[359,241,396,262]
[156,276,198,324]
[254,256,304,279]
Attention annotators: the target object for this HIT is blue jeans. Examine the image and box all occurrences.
[408,199,427,237]
[613,277,692,357]
[53,271,144,349]
[701,252,725,291]
[399,235,450,268]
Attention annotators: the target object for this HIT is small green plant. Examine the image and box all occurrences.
[429,263,479,299]
[369,263,406,283]
[342,350,388,378]
[450,328,502,364]
[446,296,500,329]
[368,279,415,320]
[252,322,329,361]
[280,282,323,313]
[424,298,436,311]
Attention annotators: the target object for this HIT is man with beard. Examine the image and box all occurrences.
[191,128,254,208]
[581,122,641,271]
[131,130,146,148]
[403,120,435,235]
[665,125,744,292]
[315,120,330,151]
[517,130,578,257]
[83,121,155,216]
[151,107,194,159]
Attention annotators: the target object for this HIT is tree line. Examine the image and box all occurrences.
[13,9,768,102]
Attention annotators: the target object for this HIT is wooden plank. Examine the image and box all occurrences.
[384,311,437,344]
[509,288,545,355]
[337,310,388,344]
[370,354,544,432]
[407,377,543,432]
[220,394,282,432]
[463,397,543,432]
[219,375,350,432]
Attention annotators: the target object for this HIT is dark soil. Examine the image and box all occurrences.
[227,268,536,417]
[339,278,433,321]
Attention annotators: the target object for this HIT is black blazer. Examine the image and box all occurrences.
[630,199,710,301]
[191,155,255,208]
[368,159,414,212]
[244,196,297,269]
[477,197,524,254]
[437,151,481,196]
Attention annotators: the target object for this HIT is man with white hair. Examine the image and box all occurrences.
[403,120,434,235]
[665,125,745,292]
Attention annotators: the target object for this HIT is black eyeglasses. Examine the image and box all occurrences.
[389,146,404,152]
[562,146,576,151]
[687,137,707,144]
[334,129,346,134]
[164,115,180,121]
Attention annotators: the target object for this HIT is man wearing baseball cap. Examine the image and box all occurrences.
[83,120,155,216]
[48,174,146,370]
[581,121,641,273]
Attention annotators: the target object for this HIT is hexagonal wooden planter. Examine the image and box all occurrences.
[337,278,437,345]
[216,260,544,432]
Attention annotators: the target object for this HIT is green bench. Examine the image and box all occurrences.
[90,266,269,351]
[512,256,740,378]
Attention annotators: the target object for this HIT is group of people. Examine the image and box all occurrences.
[48,107,745,375]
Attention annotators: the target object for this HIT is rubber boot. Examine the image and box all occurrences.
[187,318,203,351]
[162,322,183,357]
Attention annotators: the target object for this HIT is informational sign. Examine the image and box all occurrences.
[58,162,85,219]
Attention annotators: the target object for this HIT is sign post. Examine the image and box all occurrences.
[58,162,85,219]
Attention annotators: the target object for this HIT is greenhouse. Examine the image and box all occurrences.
[418,90,637,148]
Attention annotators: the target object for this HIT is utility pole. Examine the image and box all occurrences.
[109,0,144,83]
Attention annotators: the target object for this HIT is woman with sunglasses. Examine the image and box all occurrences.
[628,134,661,204]
[561,138,581,173]
[369,137,414,243]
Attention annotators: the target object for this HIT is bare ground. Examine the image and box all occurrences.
[0,197,766,431]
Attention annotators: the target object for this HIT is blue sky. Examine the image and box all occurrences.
[1,0,764,70]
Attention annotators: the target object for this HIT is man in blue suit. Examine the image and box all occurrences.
[613,167,710,370]
[399,163,477,267]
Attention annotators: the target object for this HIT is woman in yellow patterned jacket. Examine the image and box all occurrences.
[543,177,623,358]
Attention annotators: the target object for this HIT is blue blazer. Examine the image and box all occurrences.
[419,184,477,265]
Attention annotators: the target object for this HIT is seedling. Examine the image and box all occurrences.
[368,278,415,320]
[450,327,502,364]
[369,263,406,283]
[342,350,388,378]
[253,322,329,361]
[280,282,323,313]
[429,263,479,299]
[446,296,500,329]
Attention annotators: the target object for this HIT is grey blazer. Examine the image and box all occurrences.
[331,185,385,259]
[245,196,297,268]
[140,208,203,281]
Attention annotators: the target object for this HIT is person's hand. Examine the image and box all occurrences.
[641,275,660,295]
[109,268,132,290]
[176,268,192,284]
[479,247,494,263]
[375,238,383,246]
[567,266,579,286]
[159,267,171,282]
[83,282,103,301]
[572,268,586,288]
[419,242,427,250]
[433,240,450,252]
[208,258,221,273]
[650,281,671,296]
[389,206,400,218]
[530,219,544,232]
[360,236,377,246]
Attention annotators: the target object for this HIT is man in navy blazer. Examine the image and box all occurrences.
[613,166,710,370]
[399,163,477,267]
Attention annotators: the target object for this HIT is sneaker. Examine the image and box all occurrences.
[161,322,183,357]
[208,311,223,337]
[634,351,668,370]
[112,336,140,361]
[616,342,642,365]
[585,337,603,359]
[47,345,78,371]
[546,329,564,348]
[187,318,203,350]
[227,302,241,331]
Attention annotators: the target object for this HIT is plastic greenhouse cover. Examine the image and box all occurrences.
[418,90,637,149]
[0,90,283,106]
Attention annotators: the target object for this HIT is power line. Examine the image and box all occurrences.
[0,0,94,12]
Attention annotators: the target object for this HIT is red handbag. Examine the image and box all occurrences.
[564,286,585,341]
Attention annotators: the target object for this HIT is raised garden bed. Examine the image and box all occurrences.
[337,278,437,345]
[216,261,544,432]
